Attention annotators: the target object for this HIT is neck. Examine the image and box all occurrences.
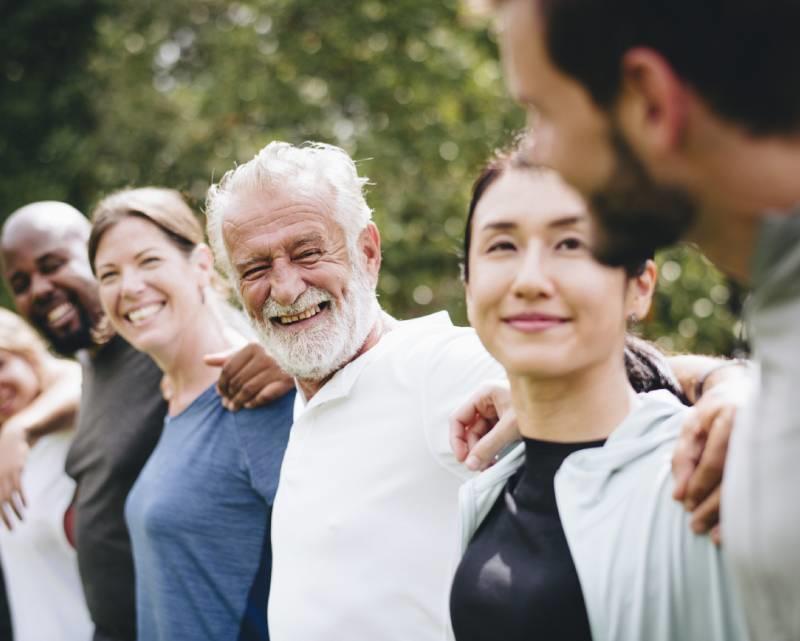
[297,311,396,401]
[687,129,800,282]
[510,356,636,443]
[150,305,235,415]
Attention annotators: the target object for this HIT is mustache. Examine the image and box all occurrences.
[260,287,332,319]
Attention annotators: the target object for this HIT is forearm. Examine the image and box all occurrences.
[666,354,749,405]
[12,360,81,443]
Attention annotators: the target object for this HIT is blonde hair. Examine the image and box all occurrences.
[0,308,57,390]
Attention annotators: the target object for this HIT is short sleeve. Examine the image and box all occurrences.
[420,327,506,480]
[234,389,296,503]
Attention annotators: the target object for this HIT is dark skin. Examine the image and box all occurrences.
[0,202,293,526]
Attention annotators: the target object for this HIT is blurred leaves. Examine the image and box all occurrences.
[0,0,741,355]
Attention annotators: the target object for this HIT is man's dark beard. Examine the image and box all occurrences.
[589,126,697,268]
[34,303,96,356]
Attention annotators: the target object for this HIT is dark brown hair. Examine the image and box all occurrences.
[536,0,800,136]
[463,149,686,402]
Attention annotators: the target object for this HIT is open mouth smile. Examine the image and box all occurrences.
[124,303,165,327]
[46,302,75,327]
[271,301,330,326]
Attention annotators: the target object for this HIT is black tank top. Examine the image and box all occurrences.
[450,437,605,641]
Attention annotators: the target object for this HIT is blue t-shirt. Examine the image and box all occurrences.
[125,384,295,641]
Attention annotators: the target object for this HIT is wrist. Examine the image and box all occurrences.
[694,359,750,402]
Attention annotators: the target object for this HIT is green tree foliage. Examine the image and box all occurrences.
[0,0,740,355]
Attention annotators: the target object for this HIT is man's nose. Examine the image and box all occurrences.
[30,272,55,304]
[269,264,307,308]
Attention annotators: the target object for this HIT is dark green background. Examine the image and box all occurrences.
[0,0,743,355]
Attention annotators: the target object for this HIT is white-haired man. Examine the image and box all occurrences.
[207,141,503,641]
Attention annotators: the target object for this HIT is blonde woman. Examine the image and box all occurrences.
[0,308,92,640]
[88,188,294,641]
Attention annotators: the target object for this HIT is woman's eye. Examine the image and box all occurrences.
[141,256,161,267]
[486,240,516,253]
[555,237,584,251]
[98,272,118,283]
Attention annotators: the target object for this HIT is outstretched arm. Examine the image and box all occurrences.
[0,358,81,529]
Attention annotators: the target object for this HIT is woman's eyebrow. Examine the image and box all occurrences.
[547,214,587,229]
[480,221,517,232]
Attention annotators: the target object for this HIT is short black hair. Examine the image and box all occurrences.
[538,0,800,136]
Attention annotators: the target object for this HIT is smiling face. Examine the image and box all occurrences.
[0,349,40,423]
[221,185,381,381]
[93,216,208,358]
[2,223,101,356]
[465,167,651,380]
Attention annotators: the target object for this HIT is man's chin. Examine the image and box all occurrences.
[42,325,95,356]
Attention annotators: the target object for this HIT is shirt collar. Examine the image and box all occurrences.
[293,311,454,418]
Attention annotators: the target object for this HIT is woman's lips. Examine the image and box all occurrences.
[503,312,570,332]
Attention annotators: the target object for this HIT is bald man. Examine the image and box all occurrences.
[1,201,291,641]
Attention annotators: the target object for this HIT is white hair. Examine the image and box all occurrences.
[206,141,373,283]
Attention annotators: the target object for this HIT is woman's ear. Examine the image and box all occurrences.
[625,259,658,321]
[190,244,214,288]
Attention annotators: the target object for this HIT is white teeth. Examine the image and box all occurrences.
[278,304,322,325]
[47,303,72,324]
[126,304,163,326]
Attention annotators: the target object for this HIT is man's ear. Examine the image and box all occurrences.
[359,223,382,282]
[616,47,690,155]
[626,259,658,321]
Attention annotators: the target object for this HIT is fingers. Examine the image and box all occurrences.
[684,405,734,510]
[671,407,706,501]
[465,410,519,472]
[212,346,252,402]
[710,524,722,547]
[6,491,25,523]
[215,344,293,411]
[449,412,491,463]
[203,348,237,368]
[244,379,295,409]
[690,485,721,535]
[0,490,25,531]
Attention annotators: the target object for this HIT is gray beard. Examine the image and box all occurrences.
[250,265,380,382]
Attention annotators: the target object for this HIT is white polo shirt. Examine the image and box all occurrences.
[268,312,504,641]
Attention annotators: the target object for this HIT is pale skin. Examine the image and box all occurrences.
[94,217,245,415]
[221,186,386,401]
[451,164,749,542]
[456,0,766,539]
[461,166,658,447]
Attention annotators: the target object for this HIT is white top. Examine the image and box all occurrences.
[457,391,749,641]
[268,312,504,641]
[0,429,93,641]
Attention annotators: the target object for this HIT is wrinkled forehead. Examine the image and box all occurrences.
[222,184,339,241]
